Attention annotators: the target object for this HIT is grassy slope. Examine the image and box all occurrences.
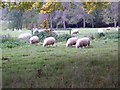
[2,28,118,88]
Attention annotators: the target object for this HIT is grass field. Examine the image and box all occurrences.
[1,28,119,88]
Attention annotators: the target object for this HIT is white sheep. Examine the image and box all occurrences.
[66,37,78,47]
[18,33,32,43]
[98,28,104,34]
[29,36,39,45]
[97,28,105,37]
[76,37,90,48]
[43,37,56,47]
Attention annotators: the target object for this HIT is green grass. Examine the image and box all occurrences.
[2,28,119,88]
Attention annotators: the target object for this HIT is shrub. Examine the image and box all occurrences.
[56,34,71,42]
[33,30,58,42]
[0,34,27,48]
[33,30,71,42]
[103,32,119,39]
[0,34,11,43]
[93,32,119,40]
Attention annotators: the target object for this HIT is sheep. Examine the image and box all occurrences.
[97,28,105,37]
[105,27,111,30]
[71,29,79,35]
[66,37,78,47]
[98,28,104,34]
[29,36,39,45]
[18,33,32,43]
[76,37,90,48]
[43,37,56,47]
[33,29,44,35]
[33,28,39,34]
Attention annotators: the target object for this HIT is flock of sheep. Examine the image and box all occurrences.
[18,29,90,48]
[18,26,119,48]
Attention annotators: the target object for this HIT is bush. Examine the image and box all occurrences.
[56,34,71,42]
[93,32,119,40]
[33,30,71,42]
[0,34,27,48]
[33,30,58,42]
[103,32,119,39]
[0,34,11,43]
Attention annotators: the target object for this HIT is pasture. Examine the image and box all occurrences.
[1,28,119,88]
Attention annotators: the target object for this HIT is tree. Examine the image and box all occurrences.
[0,1,110,14]
[40,2,63,29]
[82,1,110,14]
[102,2,118,27]
[0,0,111,29]
[53,2,70,29]
[7,9,23,30]
[90,9,103,27]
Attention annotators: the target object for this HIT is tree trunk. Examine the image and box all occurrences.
[63,21,66,29]
[56,24,58,29]
[83,17,86,28]
[49,14,53,29]
[76,23,78,28]
[114,18,117,27]
[91,19,94,28]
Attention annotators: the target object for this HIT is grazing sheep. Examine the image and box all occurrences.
[76,37,90,48]
[29,36,39,45]
[18,33,32,43]
[33,29,44,35]
[66,37,78,47]
[71,29,79,35]
[33,28,38,34]
[98,28,105,37]
[98,28,104,34]
[43,37,56,47]
[105,27,111,30]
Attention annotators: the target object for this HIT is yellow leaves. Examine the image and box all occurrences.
[40,10,47,14]
[40,2,62,14]
[0,2,9,8]
[9,2,16,10]
[40,19,49,29]
[32,1,41,8]
[7,2,35,11]
[0,0,110,15]
[82,1,110,14]
[82,2,95,14]
[32,2,42,13]
[40,2,54,14]
[87,4,96,14]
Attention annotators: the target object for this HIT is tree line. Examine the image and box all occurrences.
[0,1,119,30]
